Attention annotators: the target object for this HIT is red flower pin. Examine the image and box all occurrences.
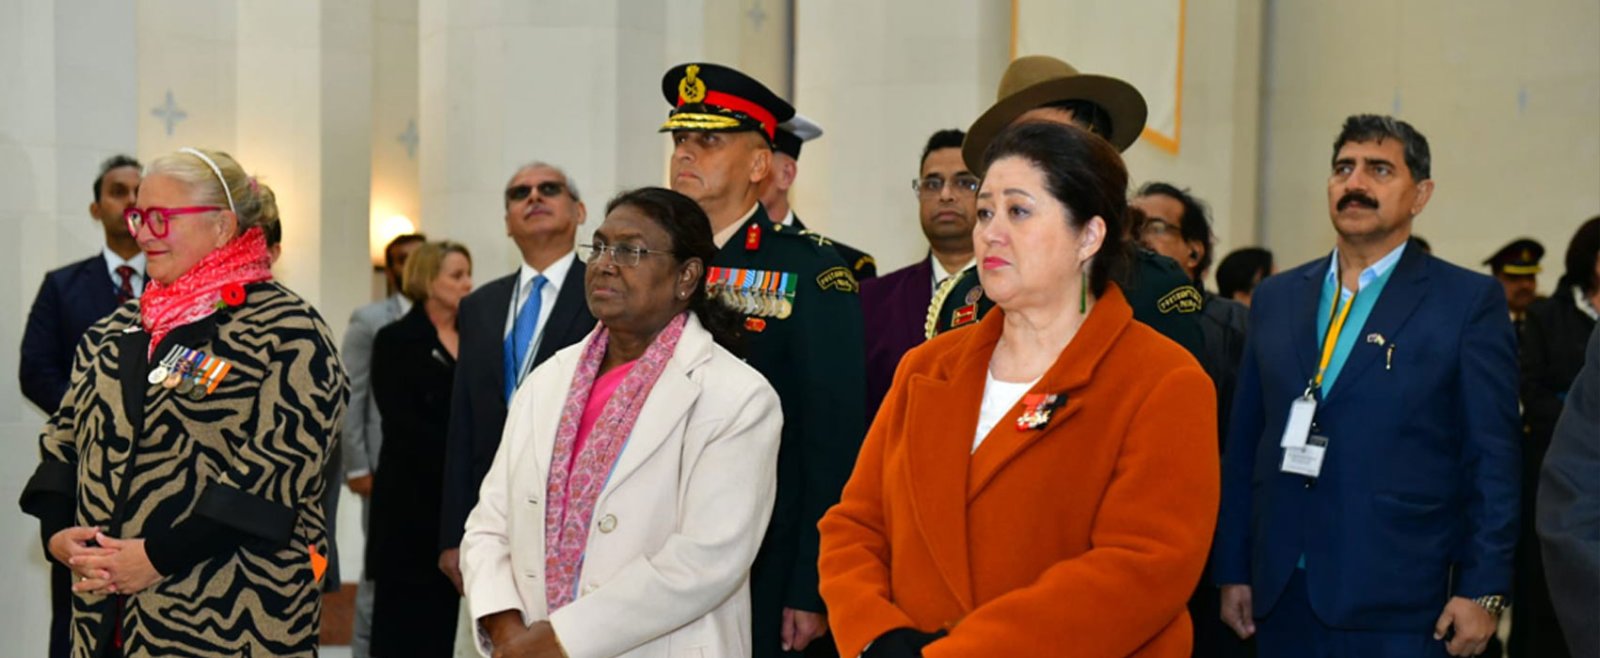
[220,283,247,307]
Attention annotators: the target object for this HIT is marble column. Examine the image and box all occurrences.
[0,2,140,653]
[792,0,1010,273]
[417,0,688,275]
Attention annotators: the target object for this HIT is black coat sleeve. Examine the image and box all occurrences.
[20,275,71,414]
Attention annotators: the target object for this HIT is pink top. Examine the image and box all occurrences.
[570,360,636,468]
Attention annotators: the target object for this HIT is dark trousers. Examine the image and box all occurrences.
[1190,581,1255,658]
[1257,571,1450,658]
[50,562,71,658]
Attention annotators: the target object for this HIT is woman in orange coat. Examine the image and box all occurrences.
[818,121,1219,657]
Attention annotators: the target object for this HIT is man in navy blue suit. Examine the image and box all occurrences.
[1213,115,1520,658]
[20,154,145,416]
[18,154,142,658]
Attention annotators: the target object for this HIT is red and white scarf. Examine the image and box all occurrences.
[543,312,688,610]
[138,227,274,357]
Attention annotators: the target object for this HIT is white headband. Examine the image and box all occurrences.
[179,147,237,215]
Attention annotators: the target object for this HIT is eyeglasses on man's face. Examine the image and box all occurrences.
[913,174,981,197]
[124,206,223,239]
[1139,218,1182,239]
[578,242,674,268]
[505,181,568,204]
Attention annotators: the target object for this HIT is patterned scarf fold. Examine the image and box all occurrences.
[544,312,689,609]
[139,227,274,357]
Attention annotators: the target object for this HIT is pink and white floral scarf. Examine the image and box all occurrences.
[543,312,688,609]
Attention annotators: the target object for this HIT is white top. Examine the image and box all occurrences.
[503,251,576,384]
[102,248,147,298]
[712,203,763,249]
[974,369,1039,452]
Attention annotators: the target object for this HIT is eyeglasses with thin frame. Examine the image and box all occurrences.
[913,175,981,197]
[1139,218,1181,239]
[506,181,568,203]
[124,206,223,238]
[578,242,674,268]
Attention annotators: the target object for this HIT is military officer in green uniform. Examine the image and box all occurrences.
[937,55,1206,365]
[658,62,865,658]
[763,114,878,280]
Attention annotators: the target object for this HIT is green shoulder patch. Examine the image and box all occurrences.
[816,266,858,293]
[1157,285,1204,314]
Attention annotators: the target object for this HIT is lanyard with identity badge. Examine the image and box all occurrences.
[1280,279,1358,477]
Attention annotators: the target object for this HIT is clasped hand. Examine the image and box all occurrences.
[50,527,162,596]
[484,611,567,658]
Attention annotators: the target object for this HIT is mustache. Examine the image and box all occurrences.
[1337,192,1379,211]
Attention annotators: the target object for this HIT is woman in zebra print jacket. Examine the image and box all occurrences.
[19,147,348,658]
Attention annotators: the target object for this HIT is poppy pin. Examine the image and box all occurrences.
[220,283,247,307]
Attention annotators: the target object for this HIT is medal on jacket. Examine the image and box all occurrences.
[148,345,183,385]
[174,350,205,394]
[1016,393,1067,431]
[162,347,195,389]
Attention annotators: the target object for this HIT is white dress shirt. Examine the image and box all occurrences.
[103,248,147,298]
[503,251,576,384]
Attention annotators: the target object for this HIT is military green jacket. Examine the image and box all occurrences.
[928,248,1205,362]
[713,205,867,625]
[791,214,877,280]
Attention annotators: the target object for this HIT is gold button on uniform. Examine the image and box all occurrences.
[598,514,617,533]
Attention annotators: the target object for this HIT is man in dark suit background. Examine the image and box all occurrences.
[438,162,596,599]
[19,153,142,658]
[21,154,144,414]
[861,128,976,422]
[340,232,425,658]
[1214,115,1519,658]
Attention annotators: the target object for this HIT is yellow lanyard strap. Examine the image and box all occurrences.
[1312,290,1358,390]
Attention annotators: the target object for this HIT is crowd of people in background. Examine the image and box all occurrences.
[14,53,1598,658]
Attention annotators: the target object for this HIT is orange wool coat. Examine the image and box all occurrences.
[818,285,1220,657]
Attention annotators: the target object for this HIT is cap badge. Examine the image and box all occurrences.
[679,64,707,104]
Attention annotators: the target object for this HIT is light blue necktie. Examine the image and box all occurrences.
[503,274,547,401]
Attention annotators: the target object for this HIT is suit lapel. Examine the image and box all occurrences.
[602,361,700,494]
[1323,246,1430,404]
[526,346,579,495]
[1292,258,1331,391]
[476,275,517,396]
[904,371,978,611]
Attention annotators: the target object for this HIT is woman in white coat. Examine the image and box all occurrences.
[461,187,782,658]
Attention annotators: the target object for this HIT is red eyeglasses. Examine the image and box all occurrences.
[124,206,223,238]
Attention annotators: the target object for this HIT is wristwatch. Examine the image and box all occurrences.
[1473,594,1508,617]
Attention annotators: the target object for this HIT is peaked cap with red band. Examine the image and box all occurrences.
[659,62,795,143]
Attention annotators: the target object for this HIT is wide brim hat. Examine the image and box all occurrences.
[659,62,795,144]
[963,55,1147,172]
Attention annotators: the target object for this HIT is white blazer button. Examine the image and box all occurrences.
[598,514,617,533]
[526,493,539,505]
[524,570,538,579]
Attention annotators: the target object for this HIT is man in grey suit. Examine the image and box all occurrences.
[342,232,426,658]
[1538,324,1600,658]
